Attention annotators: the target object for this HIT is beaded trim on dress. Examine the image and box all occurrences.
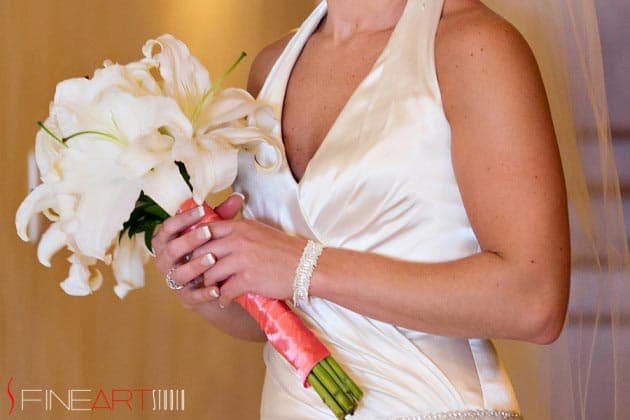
[395,409,523,420]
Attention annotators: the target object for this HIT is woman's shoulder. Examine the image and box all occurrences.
[437,0,532,60]
[435,0,544,131]
[247,30,297,97]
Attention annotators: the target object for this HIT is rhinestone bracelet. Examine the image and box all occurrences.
[293,240,324,308]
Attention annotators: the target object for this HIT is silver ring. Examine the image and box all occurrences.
[165,267,183,290]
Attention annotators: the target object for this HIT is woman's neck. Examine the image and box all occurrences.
[321,0,407,42]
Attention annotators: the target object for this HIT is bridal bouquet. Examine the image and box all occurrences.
[15,35,362,418]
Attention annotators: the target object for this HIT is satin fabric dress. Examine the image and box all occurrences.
[233,1,522,418]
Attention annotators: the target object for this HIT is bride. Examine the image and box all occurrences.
[152,0,570,418]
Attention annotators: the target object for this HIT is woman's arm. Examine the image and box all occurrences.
[313,8,571,343]
[205,10,570,345]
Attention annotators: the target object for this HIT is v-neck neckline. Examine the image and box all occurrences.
[276,0,411,188]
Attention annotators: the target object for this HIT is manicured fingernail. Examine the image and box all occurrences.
[197,226,211,240]
[230,191,246,202]
[210,288,220,298]
[193,205,205,218]
[201,253,215,266]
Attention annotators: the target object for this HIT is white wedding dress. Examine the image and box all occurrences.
[233,1,522,418]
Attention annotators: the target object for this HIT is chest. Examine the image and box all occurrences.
[281,31,393,182]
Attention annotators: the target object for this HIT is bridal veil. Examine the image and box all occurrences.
[481,1,629,419]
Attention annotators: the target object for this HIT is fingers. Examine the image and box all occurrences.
[160,225,212,271]
[214,192,245,220]
[191,235,238,261]
[218,276,245,308]
[170,252,217,287]
[206,219,240,240]
[177,283,221,309]
[203,255,240,287]
[152,205,206,251]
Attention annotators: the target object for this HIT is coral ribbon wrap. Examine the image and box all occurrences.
[178,199,330,386]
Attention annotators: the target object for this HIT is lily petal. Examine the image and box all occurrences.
[57,138,125,191]
[172,134,237,204]
[96,90,192,145]
[118,132,174,178]
[141,161,193,214]
[112,233,151,299]
[37,223,68,267]
[54,63,158,108]
[73,178,143,260]
[196,88,259,133]
[35,116,65,183]
[118,60,162,96]
[59,254,103,296]
[207,126,283,172]
[58,137,143,259]
[16,184,57,241]
[249,103,281,135]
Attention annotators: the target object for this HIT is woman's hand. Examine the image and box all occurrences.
[195,218,307,308]
[151,194,245,309]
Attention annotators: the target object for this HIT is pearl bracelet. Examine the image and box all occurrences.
[293,240,324,308]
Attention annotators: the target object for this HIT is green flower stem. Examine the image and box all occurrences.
[62,129,120,143]
[312,363,356,414]
[320,358,356,404]
[191,51,248,125]
[307,371,346,420]
[210,51,247,96]
[327,357,364,401]
[307,355,364,418]
[37,121,123,146]
[37,121,67,147]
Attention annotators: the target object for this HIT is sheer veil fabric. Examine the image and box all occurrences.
[481,1,629,419]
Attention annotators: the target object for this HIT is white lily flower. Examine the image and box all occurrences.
[50,81,194,253]
[142,34,211,122]
[143,34,283,203]
[112,233,151,299]
[20,58,193,267]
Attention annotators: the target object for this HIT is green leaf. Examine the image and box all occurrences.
[144,204,169,219]
[144,223,158,252]
[175,161,193,191]
[120,192,170,245]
